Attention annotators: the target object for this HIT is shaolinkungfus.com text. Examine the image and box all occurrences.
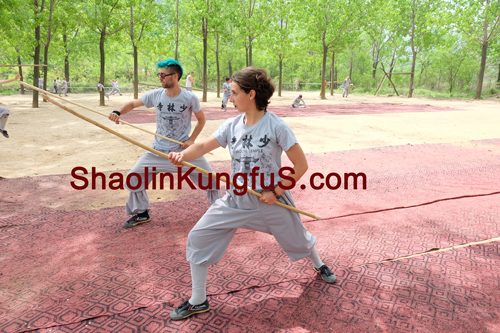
[70,166,367,195]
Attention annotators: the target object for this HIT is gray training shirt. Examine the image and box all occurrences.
[141,88,201,152]
[293,96,304,104]
[213,112,298,191]
[223,82,231,97]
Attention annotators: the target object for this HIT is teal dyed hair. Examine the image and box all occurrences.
[157,59,183,81]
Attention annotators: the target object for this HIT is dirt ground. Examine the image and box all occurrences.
[2,88,499,211]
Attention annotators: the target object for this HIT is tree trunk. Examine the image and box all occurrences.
[389,49,396,81]
[372,50,379,79]
[248,36,253,67]
[43,45,49,91]
[130,7,139,100]
[175,0,179,60]
[334,66,337,89]
[216,33,220,98]
[475,16,489,99]
[42,44,49,101]
[475,41,488,99]
[497,63,500,87]
[63,34,70,93]
[32,0,41,108]
[409,51,416,97]
[133,45,138,99]
[449,71,453,94]
[42,0,54,99]
[330,50,335,95]
[349,51,353,79]
[321,41,327,99]
[229,60,232,77]
[202,17,208,102]
[99,26,106,106]
[17,54,25,94]
[245,44,248,67]
[278,56,282,97]
[409,6,416,98]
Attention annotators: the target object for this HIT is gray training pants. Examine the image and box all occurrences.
[0,113,9,131]
[342,86,349,97]
[222,95,230,110]
[186,189,317,266]
[125,150,222,215]
[109,87,122,95]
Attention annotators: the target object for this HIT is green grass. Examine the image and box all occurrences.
[0,89,19,96]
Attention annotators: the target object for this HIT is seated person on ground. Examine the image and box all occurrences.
[292,94,306,108]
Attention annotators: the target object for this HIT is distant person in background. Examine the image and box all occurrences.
[186,72,195,91]
[0,73,21,138]
[38,77,43,90]
[98,78,110,100]
[53,79,58,94]
[291,94,306,108]
[342,76,351,98]
[109,79,122,96]
[221,77,231,112]
[295,78,299,91]
[56,77,62,95]
[61,77,69,97]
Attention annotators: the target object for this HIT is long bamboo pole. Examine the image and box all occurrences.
[20,81,212,155]
[0,65,48,67]
[27,87,321,219]
[139,82,217,93]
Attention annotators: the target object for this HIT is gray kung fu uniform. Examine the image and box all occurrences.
[0,106,10,131]
[342,79,351,97]
[61,80,68,96]
[97,83,110,98]
[222,82,231,110]
[109,81,122,96]
[125,88,222,215]
[186,112,316,266]
[292,96,305,108]
[38,78,43,90]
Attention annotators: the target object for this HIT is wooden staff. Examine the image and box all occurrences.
[20,81,212,155]
[0,65,48,67]
[36,92,321,220]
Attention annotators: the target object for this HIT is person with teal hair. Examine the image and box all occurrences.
[157,58,183,80]
[108,58,221,228]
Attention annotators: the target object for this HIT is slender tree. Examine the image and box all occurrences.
[308,0,368,99]
[83,0,129,106]
[454,0,500,99]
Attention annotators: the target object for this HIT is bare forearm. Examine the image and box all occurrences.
[116,101,137,115]
[0,78,18,85]
[277,162,308,196]
[189,118,205,141]
[179,142,208,161]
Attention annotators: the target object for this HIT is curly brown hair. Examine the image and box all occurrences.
[231,67,275,111]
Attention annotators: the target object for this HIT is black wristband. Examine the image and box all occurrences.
[112,110,121,116]
[271,187,281,200]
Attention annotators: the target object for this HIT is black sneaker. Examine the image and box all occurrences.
[314,265,337,283]
[1,130,9,138]
[170,299,210,320]
[123,212,150,228]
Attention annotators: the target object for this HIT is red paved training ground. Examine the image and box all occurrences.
[1,116,499,331]
[121,103,461,123]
